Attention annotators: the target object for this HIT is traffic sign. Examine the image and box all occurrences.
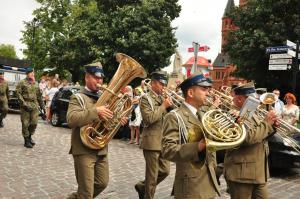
[287,40,296,49]
[270,53,292,59]
[269,59,292,64]
[188,45,210,52]
[266,46,290,53]
[287,49,300,58]
[268,65,288,70]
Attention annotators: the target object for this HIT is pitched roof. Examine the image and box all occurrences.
[0,56,31,68]
[223,0,235,17]
[183,56,212,67]
[212,53,232,67]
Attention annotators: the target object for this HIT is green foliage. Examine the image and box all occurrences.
[225,0,300,93]
[0,44,17,59]
[21,0,181,84]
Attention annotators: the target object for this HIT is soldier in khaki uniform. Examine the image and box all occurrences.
[224,83,277,199]
[16,68,45,148]
[66,62,127,199]
[135,71,172,199]
[162,74,220,199]
[0,71,9,127]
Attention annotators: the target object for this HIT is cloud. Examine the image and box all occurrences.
[0,0,40,58]
[0,0,240,71]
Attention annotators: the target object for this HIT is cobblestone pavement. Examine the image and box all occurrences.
[1,114,300,199]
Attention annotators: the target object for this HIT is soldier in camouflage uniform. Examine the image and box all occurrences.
[0,71,9,127]
[16,68,45,148]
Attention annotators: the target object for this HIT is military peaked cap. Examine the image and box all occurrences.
[26,67,34,74]
[233,82,256,95]
[151,71,168,85]
[179,74,213,92]
[85,61,104,78]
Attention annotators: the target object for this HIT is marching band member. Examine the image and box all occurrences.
[162,74,220,199]
[66,62,127,199]
[135,71,171,199]
[224,82,277,199]
[0,71,9,128]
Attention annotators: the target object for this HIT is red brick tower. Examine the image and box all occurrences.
[221,0,236,53]
[239,0,248,7]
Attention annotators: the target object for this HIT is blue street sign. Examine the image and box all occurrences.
[266,46,291,53]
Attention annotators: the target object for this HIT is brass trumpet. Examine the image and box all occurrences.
[143,78,184,108]
[206,88,234,111]
[254,93,300,153]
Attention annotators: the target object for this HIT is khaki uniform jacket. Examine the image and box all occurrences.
[162,104,220,199]
[0,81,9,107]
[140,91,167,151]
[224,114,275,184]
[67,88,107,156]
[16,79,44,110]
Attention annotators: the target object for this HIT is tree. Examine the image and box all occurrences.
[21,0,181,84]
[0,44,17,59]
[225,0,300,94]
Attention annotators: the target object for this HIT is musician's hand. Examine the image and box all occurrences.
[264,109,278,125]
[163,97,173,109]
[212,97,221,108]
[132,98,139,104]
[96,105,113,121]
[198,138,206,152]
[120,116,128,126]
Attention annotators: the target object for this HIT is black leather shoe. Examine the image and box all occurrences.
[0,120,3,128]
[134,184,145,199]
[24,137,33,148]
[29,135,35,146]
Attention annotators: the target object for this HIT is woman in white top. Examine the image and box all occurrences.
[129,88,142,145]
[46,79,60,122]
[282,93,299,130]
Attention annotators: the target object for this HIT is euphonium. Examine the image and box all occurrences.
[202,88,246,151]
[80,53,147,149]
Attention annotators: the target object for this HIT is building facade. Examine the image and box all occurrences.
[211,0,247,90]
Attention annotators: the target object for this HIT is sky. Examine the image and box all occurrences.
[0,0,240,72]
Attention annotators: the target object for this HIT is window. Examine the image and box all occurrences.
[216,72,220,79]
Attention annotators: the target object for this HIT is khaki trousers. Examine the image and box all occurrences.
[227,180,268,199]
[20,108,39,137]
[137,150,170,199]
[73,154,109,199]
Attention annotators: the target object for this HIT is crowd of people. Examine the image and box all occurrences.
[1,62,300,199]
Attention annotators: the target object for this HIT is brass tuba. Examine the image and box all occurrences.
[80,53,147,149]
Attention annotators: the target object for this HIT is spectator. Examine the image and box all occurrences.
[272,89,284,116]
[45,79,60,122]
[119,85,133,141]
[282,93,299,128]
[39,77,47,92]
[75,81,80,87]
[129,88,142,145]
[59,79,69,88]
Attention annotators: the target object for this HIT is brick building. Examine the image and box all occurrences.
[211,0,248,90]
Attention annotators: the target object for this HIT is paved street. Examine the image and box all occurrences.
[1,113,300,199]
